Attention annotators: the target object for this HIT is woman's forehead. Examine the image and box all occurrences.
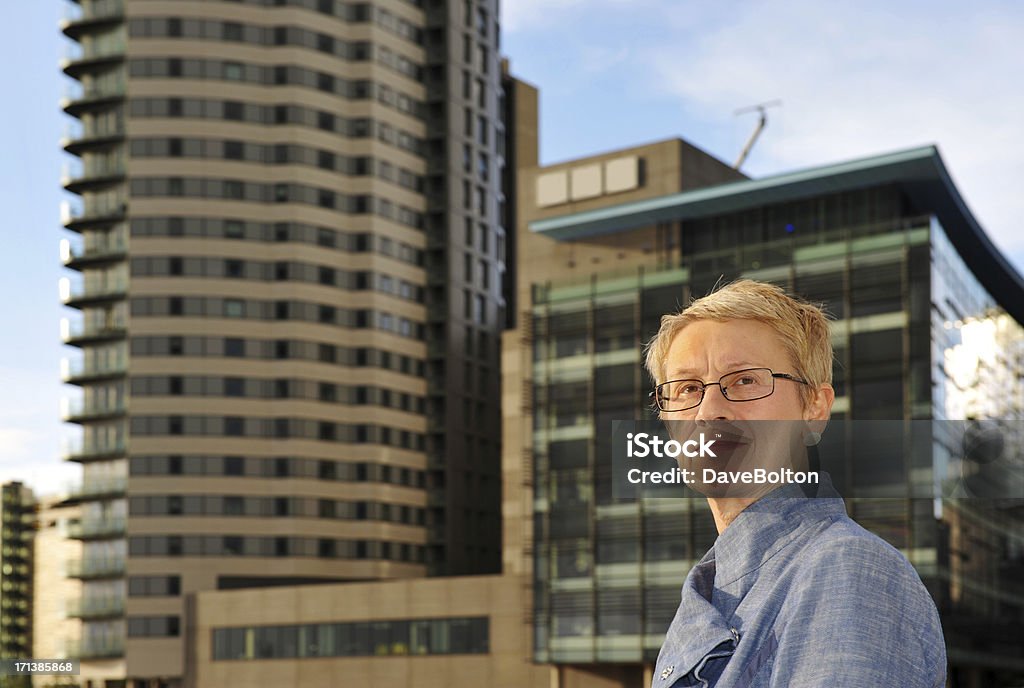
[665,320,790,371]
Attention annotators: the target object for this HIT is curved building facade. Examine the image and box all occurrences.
[60,1,506,685]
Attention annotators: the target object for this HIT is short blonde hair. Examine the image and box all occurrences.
[643,279,833,408]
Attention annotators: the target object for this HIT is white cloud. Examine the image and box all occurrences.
[505,0,1024,264]
[0,365,76,498]
[503,0,661,33]
[635,0,1024,258]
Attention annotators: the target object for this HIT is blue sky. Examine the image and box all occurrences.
[3,1,1023,496]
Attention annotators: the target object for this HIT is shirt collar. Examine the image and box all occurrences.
[711,472,847,588]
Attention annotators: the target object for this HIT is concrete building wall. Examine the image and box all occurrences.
[191,575,550,688]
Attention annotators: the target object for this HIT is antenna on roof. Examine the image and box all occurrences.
[733,100,782,170]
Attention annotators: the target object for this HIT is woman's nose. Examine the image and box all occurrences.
[694,384,733,423]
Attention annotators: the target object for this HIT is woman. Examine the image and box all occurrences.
[644,279,945,688]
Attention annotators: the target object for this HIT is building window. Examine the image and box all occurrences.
[225,417,244,436]
[224,140,244,160]
[477,116,488,145]
[224,101,244,120]
[211,617,489,660]
[224,220,245,238]
[128,616,180,638]
[224,299,244,318]
[223,62,244,81]
[224,456,244,476]
[319,383,337,402]
[318,343,336,363]
[222,22,243,41]
[224,180,244,200]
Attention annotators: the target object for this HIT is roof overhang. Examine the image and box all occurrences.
[529,145,1024,324]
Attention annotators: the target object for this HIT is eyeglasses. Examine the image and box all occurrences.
[651,367,810,412]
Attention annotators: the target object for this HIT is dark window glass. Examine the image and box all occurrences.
[224,337,245,357]
[224,101,244,120]
[224,377,245,397]
[224,456,244,476]
[224,140,244,160]
[275,340,289,359]
[225,417,244,436]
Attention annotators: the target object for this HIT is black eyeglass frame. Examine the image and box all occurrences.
[649,367,811,412]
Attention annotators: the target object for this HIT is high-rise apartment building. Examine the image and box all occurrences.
[0,482,34,688]
[59,0,506,685]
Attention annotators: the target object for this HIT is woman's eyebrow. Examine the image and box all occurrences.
[666,362,759,379]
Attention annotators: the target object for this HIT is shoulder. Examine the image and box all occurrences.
[799,513,917,577]
[783,512,940,623]
[769,514,946,686]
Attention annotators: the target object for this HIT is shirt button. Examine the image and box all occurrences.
[660,665,674,680]
[730,627,741,642]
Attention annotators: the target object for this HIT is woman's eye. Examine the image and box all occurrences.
[680,383,702,395]
[734,376,756,386]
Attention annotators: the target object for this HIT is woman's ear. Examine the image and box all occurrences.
[803,383,834,424]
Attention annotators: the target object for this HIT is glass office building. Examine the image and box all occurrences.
[524,147,1024,685]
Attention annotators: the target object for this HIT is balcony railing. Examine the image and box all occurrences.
[61,320,128,345]
[64,636,124,660]
[61,44,126,77]
[61,82,126,114]
[66,556,126,579]
[62,162,127,191]
[61,358,128,383]
[62,398,127,422]
[66,596,125,619]
[62,124,125,152]
[67,516,126,540]
[61,0,124,30]
[60,279,128,307]
[60,238,128,268]
[64,476,127,501]
[62,438,127,462]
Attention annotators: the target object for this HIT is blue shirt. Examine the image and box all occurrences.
[652,476,946,687]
